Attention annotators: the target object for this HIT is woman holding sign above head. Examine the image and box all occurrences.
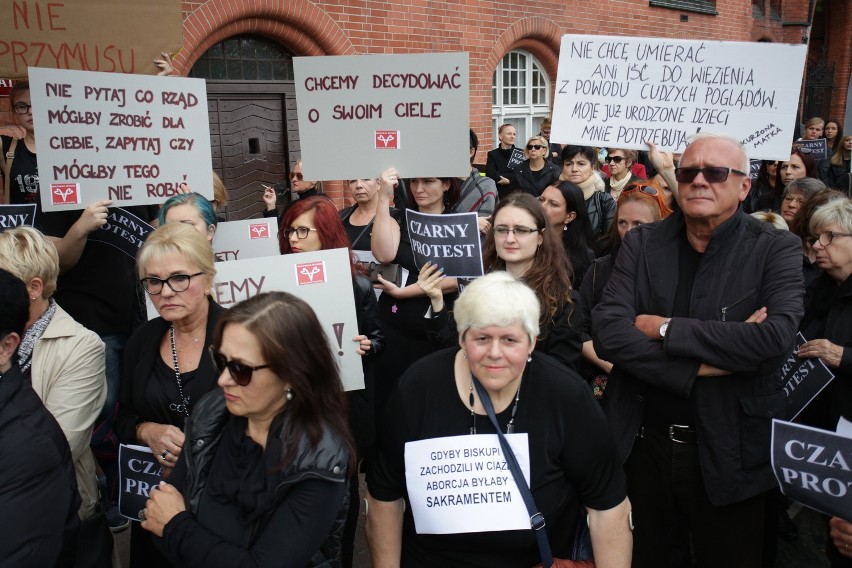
[486,123,521,198]
[139,292,354,568]
[115,223,224,567]
[513,135,561,198]
[367,272,632,568]
[420,192,583,371]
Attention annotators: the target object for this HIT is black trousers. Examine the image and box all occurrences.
[625,425,766,568]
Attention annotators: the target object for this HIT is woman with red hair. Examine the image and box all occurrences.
[279,195,384,568]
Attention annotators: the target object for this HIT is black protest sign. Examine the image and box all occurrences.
[749,159,761,181]
[794,138,828,161]
[88,208,154,259]
[406,210,483,278]
[507,148,525,170]
[118,444,164,521]
[771,420,852,519]
[779,332,835,420]
[0,204,36,232]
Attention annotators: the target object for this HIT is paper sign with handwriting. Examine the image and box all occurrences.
[29,67,213,211]
[550,35,807,160]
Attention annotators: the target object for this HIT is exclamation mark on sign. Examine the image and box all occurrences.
[332,323,345,356]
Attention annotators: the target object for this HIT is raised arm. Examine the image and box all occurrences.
[371,168,401,263]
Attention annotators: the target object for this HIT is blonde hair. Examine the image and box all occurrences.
[137,223,216,280]
[523,136,549,159]
[212,171,228,211]
[0,226,60,298]
[454,271,540,344]
[750,211,789,231]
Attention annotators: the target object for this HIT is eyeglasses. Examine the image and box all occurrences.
[12,103,32,115]
[604,155,625,164]
[290,172,304,181]
[283,226,318,239]
[493,225,541,237]
[806,231,852,247]
[140,272,205,295]
[621,185,659,197]
[209,347,271,386]
[674,167,748,184]
[526,144,545,151]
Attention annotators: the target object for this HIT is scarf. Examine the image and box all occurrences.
[19,298,57,373]
[577,175,600,201]
[608,173,632,200]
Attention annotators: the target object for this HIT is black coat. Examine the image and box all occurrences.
[485,146,520,197]
[514,159,560,197]
[585,190,616,242]
[592,209,804,506]
[0,364,80,567]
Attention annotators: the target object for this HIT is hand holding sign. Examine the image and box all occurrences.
[417,261,446,312]
[136,422,185,469]
[75,199,113,234]
[379,167,400,198]
[799,338,845,369]
[140,482,185,538]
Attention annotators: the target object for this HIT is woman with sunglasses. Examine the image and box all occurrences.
[263,159,322,222]
[538,181,596,288]
[514,135,560,197]
[578,184,671,395]
[603,149,641,201]
[419,192,582,371]
[279,195,384,568]
[116,223,223,567]
[140,292,354,568]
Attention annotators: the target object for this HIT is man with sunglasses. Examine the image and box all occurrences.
[593,132,803,567]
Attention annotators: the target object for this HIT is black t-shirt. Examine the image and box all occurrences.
[368,348,626,567]
[1,135,39,205]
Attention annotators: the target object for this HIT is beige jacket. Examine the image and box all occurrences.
[30,305,106,520]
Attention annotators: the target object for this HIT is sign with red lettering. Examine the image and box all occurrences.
[0,78,13,96]
[28,67,213,211]
[293,52,470,180]
[550,35,808,160]
[0,0,182,79]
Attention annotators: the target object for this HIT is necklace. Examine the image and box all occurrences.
[168,325,191,416]
[468,378,521,435]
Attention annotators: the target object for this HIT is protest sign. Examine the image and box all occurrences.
[779,332,835,420]
[550,35,807,160]
[145,248,364,391]
[118,444,163,521]
[293,52,470,180]
[749,159,761,181]
[0,0,182,79]
[404,434,531,534]
[0,203,36,231]
[405,210,483,278]
[212,218,280,262]
[794,138,828,161]
[771,420,852,519]
[87,208,153,259]
[28,67,213,212]
[507,148,525,170]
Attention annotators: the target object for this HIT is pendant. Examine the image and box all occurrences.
[507,423,514,434]
[170,402,186,414]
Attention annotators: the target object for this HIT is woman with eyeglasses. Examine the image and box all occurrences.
[116,223,223,567]
[538,181,596,288]
[279,195,384,568]
[513,135,560,198]
[419,192,582,371]
[578,184,672,396]
[140,292,354,567]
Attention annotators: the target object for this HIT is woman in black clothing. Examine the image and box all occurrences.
[338,177,390,252]
[538,181,595,288]
[141,292,353,568]
[485,123,520,198]
[514,135,560,197]
[744,159,781,213]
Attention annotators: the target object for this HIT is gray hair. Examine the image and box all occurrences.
[686,132,750,172]
[453,272,540,343]
[809,198,852,235]
[783,177,825,199]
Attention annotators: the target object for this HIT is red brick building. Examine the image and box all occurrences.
[3,0,850,215]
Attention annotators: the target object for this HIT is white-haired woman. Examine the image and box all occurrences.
[366,272,632,567]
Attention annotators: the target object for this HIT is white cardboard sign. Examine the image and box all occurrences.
[28,67,213,211]
[404,434,531,534]
[212,218,280,262]
[550,35,807,160]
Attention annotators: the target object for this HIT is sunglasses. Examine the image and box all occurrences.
[290,172,304,181]
[209,347,271,386]
[622,185,659,197]
[674,167,747,184]
[604,155,625,164]
[527,144,545,150]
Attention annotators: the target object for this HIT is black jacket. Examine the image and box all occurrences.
[485,146,520,197]
[514,160,560,197]
[161,389,350,567]
[585,190,616,242]
[592,209,804,506]
[0,364,80,567]
[349,274,384,455]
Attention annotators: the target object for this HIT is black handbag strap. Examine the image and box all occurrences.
[341,206,374,248]
[471,373,553,568]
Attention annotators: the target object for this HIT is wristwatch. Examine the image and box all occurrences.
[659,319,671,338]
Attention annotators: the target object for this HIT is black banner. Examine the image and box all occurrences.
[118,444,164,521]
[779,332,835,420]
[771,420,852,519]
[749,159,761,181]
[406,209,483,278]
[0,203,36,232]
[507,147,525,170]
[794,138,828,161]
[88,208,154,259]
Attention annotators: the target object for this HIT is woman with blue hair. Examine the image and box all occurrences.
[160,192,218,242]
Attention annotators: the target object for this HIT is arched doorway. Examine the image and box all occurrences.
[190,35,298,220]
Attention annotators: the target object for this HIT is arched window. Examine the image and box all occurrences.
[491,50,551,145]
[189,35,294,80]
